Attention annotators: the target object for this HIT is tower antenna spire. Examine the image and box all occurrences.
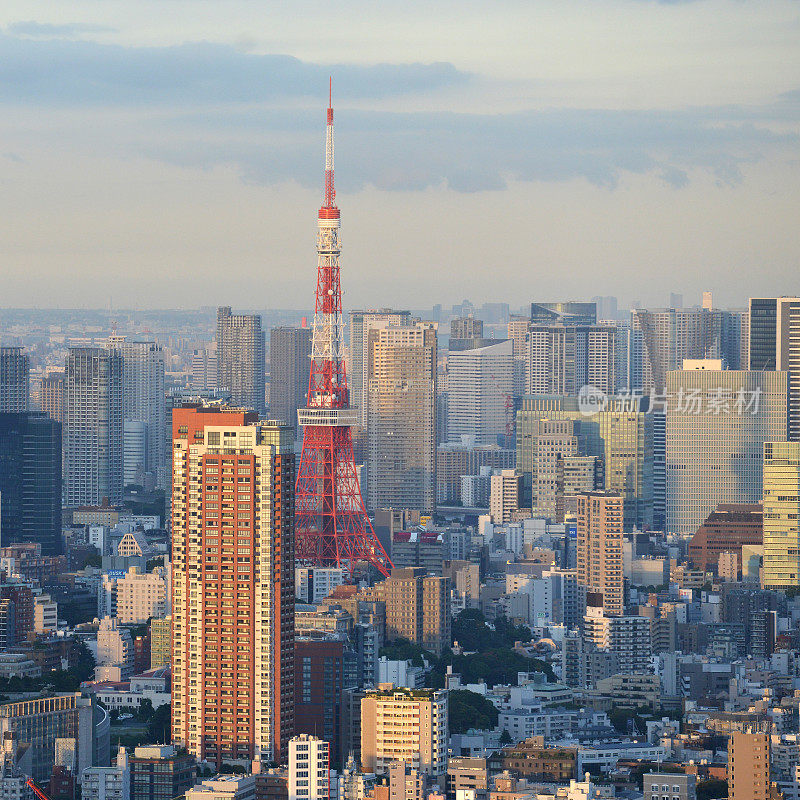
[295,82,393,578]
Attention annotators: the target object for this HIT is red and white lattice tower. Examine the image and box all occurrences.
[295,81,393,577]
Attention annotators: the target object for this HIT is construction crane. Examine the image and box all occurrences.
[26,779,52,800]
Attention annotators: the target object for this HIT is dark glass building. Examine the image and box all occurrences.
[748,297,778,370]
[0,413,62,555]
[130,745,195,800]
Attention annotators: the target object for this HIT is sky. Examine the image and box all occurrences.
[0,0,798,311]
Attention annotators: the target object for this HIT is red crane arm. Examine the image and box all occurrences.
[26,779,53,800]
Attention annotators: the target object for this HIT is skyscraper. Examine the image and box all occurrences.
[748,297,778,370]
[117,339,166,489]
[216,307,266,415]
[171,406,295,767]
[762,441,800,591]
[530,302,596,326]
[64,347,123,507]
[526,324,617,396]
[191,343,218,393]
[0,413,62,554]
[447,339,514,446]
[0,348,29,413]
[577,491,624,617]
[774,297,800,441]
[289,735,332,800]
[665,366,788,535]
[450,316,483,340]
[39,372,64,423]
[349,309,413,426]
[269,326,312,432]
[366,321,437,514]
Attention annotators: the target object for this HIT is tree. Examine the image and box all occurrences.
[499,729,512,745]
[83,553,102,569]
[137,699,154,722]
[448,690,499,734]
[379,639,434,668]
[147,704,171,744]
[696,778,728,800]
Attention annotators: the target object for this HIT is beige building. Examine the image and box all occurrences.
[718,551,738,582]
[115,567,169,625]
[577,492,624,617]
[729,731,782,800]
[490,470,523,523]
[360,684,448,777]
[763,441,800,590]
[96,616,133,676]
[385,568,450,656]
[366,321,437,514]
[34,594,57,634]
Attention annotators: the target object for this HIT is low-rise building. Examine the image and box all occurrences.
[130,745,195,800]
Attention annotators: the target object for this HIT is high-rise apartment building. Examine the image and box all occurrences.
[115,567,170,625]
[577,492,624,617]
[447,339,514,446]
[366,322,437,514]
[269,326,312,432]
[117,339,166,489]
[0,413,62,554]
[63,347,123,507]
[665,367,788,535]
[192,343,218,393]
[0,348,29,413]
[360,685,448,778]
[384,568,450,656]
[216,307,266,415]
[349,310,413,426]
[39,373,64,423]
[150,615,171,669]
[526,325,616,397]
[171,406,295,767]
[517,395,652,531]
[450,317,483,340]
[289,735,331,800]
[762,441,800,591]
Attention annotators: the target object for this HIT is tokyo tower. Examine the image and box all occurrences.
[295,82,393,578]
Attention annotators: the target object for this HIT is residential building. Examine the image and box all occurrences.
[763,441,800,590]
[447,339,514,446]
[82,748,129,800]
[40,372,64,423]
[170,406,295,767]
[728,731,779,800]
[216,307,266,415]
[360,685,448,778]
[665,367,789,535]
[186,776,256,800]
[0,413,62,554]
[270,326,312,432]
[289,735,331,800]
[96,616,133,677]
[642,773,696,800]
[718,550,738,582]
[436,444,515,505]
[129,745,195,800]
[295,568,345,605]
[349,309,413,427]
[498,739,577,783]
[64,347,124,507]
[489,470,522,523]
[0,348,29,413]
[450,317,483,340]
[577,492,623,617]
[366,321,437,514]
[115,567,170,625]
[34,594,57,634]
[687,504,763,571]
[582,605,652,674]
[445,757,488,800]
[385,568,451,656]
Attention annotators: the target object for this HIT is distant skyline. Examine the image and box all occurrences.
[0,0,797,309]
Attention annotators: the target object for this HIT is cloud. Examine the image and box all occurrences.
[7,21,116,38]
[0,31,469,106]
[139,101,799,193]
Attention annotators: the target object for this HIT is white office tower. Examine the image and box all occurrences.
[295,567,345,604]
[192,342,218,393]
[289,735,333,800]
[666,364,789,535]
[116,339,167,489]
[82,748,130,800]
[349,309,413,425]
[447,339,514,446]
[64,347,123,506]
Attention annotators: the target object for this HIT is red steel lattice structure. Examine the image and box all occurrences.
[295,82,393,577]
